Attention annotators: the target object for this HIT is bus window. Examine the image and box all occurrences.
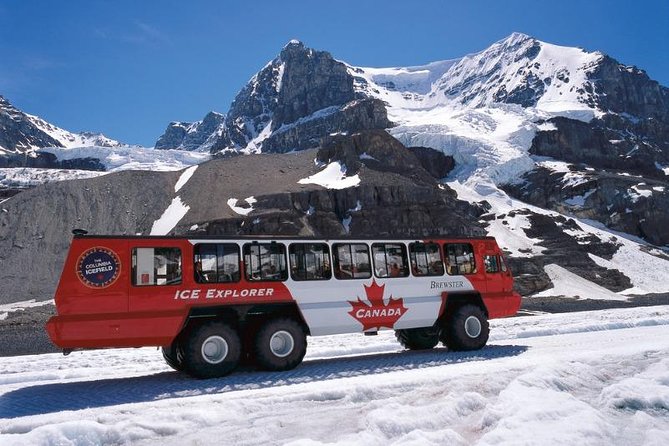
[194,243,240,283]
[132,247,182,286]
[484,255,500,273]
[289,243,332,281]
[333,243,371,280]
[444,243,476,275]
[372,243,409,278]
[243,243,288,282]
[409,242,444,276]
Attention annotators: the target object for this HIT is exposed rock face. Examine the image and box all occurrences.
[155,112,225,151]
[503,166,669,246]
[530,116,669,179]
[587,56,669,121]
[409,146,455,179]
[0,96,63,153]
[0,170,177,300]
[260,98,391,153]
[272,41,356,128]
[156,41,392,154]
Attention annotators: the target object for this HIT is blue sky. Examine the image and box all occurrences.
[1,0,667,146]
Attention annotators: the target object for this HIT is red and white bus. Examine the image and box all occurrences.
[46,234,521,378]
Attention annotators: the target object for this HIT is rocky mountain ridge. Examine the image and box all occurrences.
[0,95,123,155]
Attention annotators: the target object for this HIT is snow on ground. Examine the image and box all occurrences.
[0,306,668,445]
[298,161,361,189]
[534,264,628,301]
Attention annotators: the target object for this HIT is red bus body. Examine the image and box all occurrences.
[46,235,520,351]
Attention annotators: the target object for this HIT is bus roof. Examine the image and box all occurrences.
[72,233,496,242]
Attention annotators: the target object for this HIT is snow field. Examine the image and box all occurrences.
[40,146,209,173]
[0,168,105,189]
[0,306,668,445]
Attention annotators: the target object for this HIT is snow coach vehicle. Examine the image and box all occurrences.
[46,234,521,378]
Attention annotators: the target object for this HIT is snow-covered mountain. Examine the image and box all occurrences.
[0,95,124,155]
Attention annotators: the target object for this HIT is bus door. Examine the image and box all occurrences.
[481,242,512,299]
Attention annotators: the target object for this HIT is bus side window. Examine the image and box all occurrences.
[243,243,288,282]
[289,243,332,281]
[372,243,409,278]
[409,242,444,276]
[132,247,182,286]
[444,243,476,275]
[194,243,240,283]
[333,243,371,280]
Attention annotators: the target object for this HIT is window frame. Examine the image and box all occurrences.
[408,242,445,277]
[371,242,409,278]
[332,243,372,280]
[289,242,332,281]
[193,243,241,284]
[131,247,183,287]
[243,242,288,282]
[444,243,477,276]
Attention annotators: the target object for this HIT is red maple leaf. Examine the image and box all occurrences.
[348,280,407,331]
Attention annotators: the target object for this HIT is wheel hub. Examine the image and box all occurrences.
[201,335,229,364]
[269,330,295,357]
[464,315,482,338]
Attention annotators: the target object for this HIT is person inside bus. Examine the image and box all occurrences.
[194,260,207,282]
[390,263,401,277]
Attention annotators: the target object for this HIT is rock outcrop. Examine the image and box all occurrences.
[155,112,225,151]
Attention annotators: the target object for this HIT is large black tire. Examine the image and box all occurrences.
[254,318,307,371]
[395,326,440,350]
[182,321,241,379]
[440,304,489,351]
[161,340,185,372]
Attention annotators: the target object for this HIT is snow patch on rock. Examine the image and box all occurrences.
[150,197,190,235]
[298,162,360,189]
[174,166,198,193]
[227,197,257,216]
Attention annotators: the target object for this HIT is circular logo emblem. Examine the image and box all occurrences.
[76,247,121,288]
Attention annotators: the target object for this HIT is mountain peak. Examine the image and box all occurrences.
[281,39,307,58]
[283,39,304,49]
[497,32,535,46]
